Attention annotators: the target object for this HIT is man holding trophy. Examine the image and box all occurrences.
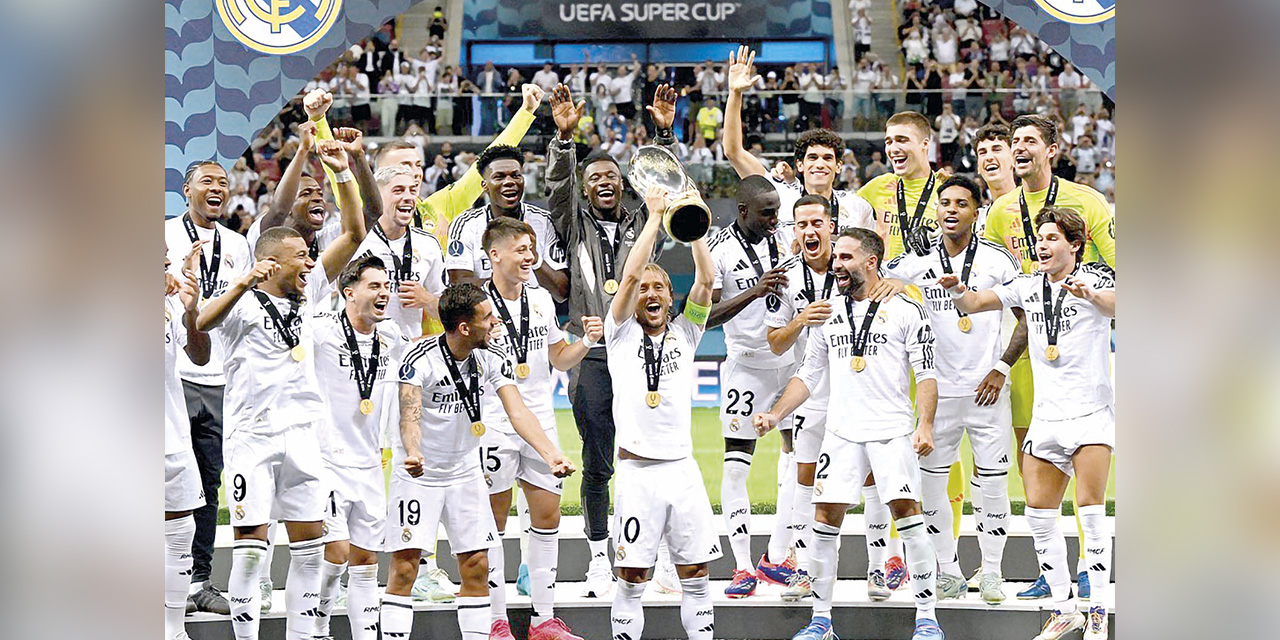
[545,82,694,597]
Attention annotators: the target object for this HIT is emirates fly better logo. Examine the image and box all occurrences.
[217,0,344,55]
[1033,0,1114,24]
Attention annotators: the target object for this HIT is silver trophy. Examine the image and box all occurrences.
[627,145,712,243]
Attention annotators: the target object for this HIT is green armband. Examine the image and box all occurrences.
[683,299,711,325]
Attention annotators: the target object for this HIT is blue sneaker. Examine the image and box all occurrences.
[1017,575,1051,600]
[791,616,837,640]
[756,553,798,586]
[885,555,909,590]
[725,569,758,598]
[516,563,531,596]
[912,618,945,640]
[1076,570,1090,601]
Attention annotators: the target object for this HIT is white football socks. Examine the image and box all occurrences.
[229,539,268,640]
[529,526,559,626]
[809,521,840,618]
[489,527,508,621]
[1026,506,1073,611]
[164,516,195,640]
[610,579,646,640]
[315,559,346,637]
[680,576,715,640]
[346,563,380,640]
[896,514,939,621]
[260,520,277,587]
[791,482,815,572]
[862,485,890,573]
[976,470,1011,574]
[456,595,491,640]
[379,593,414,639]
[721,451,754,571]
[768,451,796,564]
[921,466,962,577]
[1078,504,1111,607]
[284,539,324,640]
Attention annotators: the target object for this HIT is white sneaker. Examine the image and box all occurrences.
[1033,609,1086,640]
[582,553,615,598]
[652,560,682,594]
[1082,606,1108,640]
[259,580,273,613]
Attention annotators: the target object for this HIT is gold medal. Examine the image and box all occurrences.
[291,345,306,361]
[645,391,661,408]
[850,356,866,372]
[471,421,486,437]
[359,399,374,415]
[515,363,530,379]
[957,316,972,333]
[604,279,619,295]
[1045,345,1060,361]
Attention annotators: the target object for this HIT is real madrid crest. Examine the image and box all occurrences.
[215,0,345,56]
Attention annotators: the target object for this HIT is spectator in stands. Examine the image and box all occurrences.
[1010,59,1033,113]
[475,61,503,135]
[422,34,444,60]
[229,157,258,195]
[760,71,781,132]
[611,57,641,121]
[532,62,560,94]
[864,149,890,181]
[1069,103,1093,145]
[413,65,436,134]
[605,105,628,142]
[437,66,460,134]
[904,28,929,65]
[989,30,1011,69]
[852,58,877,127]
[780,66,800,128]
[590,64,613,120]
[696,96,723,145]
[874,64,899,120]
[825,66,848,128]
[852,8,873,61]
[503,67,526,130]
[346,65,372,130]
[567,63,587,96]
[1094,107,1114,155]
[935,102,962,166]
[955,0,978,17]
[422,153,450,196]
[696,60,725,99]
[934,22,960,67]
[403,122,428,154]
[1071,134,1100,182]
[1009,25,1037,61]
[429,6,448,39]
[956,13,981,48]
[377,71,401,137]
[798,63,824,130]
[641,64,667,132]
[1057,62,1083,117]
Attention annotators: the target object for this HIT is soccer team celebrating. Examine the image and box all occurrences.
[164,45,1115,640]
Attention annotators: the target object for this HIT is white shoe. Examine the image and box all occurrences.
[1033,609,1086,640]
[582,553,615,598]
[1082,606,1108,640]
[652,560,682,594]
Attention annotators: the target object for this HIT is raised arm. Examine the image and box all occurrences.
[178,243,210,365]
[263,122,317,228]
[686,233,715,316]
[723,46,768,179]
[610,186,667,325]
[1063,275,1115,318]
[548,315,603,370]
[315,140,368,280]
[332,127,382,231]
[938,274,1004,314]
[196,259,278,331]
[546,84,584,238]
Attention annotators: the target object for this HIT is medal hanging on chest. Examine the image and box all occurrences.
[731,222,781,311]
[182,214,222,299]
[937,236,979,334]
[592,217,621,296]
[253,290,304,361]
[488,282,531,380]
[438,335,486,435]
[1041,274,1069,362]
[845,298,881,373]
[340,312,381,416]
[642,331,667,408]
[1018,176,1059,263]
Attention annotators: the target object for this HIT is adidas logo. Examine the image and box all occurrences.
[915,589,933,599]
[386,634,408,639]
[300,608,324,617]
[926,525,941,534]
[489,580,500,589]
[987,527,1007,536]
[733,259,751,272]
[232,613,255,623]
[998,455,1009,464]
[869,539,886,547]
[901,484,911,494]
[976,523,984,533]
[923,269,936,279]
[795,539,807,549]
[1041,563,1053,572]
[179,568,193,576]
[486,532,495,542]
[1089,563,1107,572]
[733,524,749,536]
[614,633,633,640]
[698,625,715,633]
[364,623,379,631]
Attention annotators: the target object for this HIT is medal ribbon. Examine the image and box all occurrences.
[730,222,780,277]
[800,255,835,304]
[844,298,882,358]
[339,312,381,404]
[895,174,936,248]
[308,237,320,260]
[642,331,667,394]
[488,282,530,367]
[438,335,483,424]
[373,222,414,283]
[588,216,617,285]
[1017,176,1059,263]
[182,213,222,299]
[252,290,300,350]
[938,236,979,320]
[1041,274,1070,347]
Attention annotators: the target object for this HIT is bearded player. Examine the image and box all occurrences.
[478,217,603,640]
[382,283,575,640]
[606,185,720,640]
[946,207,1115,640]
[756,228,945,640]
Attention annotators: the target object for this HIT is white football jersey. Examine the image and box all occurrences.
[708,223,796,369]
[164,295,192,455]
[764,255,837,409]
[310,310,405,468]
[796,293,937,442]
[165,214,252,385]
[395,336,516,486]
[480,283,565,433]
[883,238,1021,397]
[211,261,334,436]
[771,178,876,231]
[990,264,1115,421]
[445,203,566,281]
[353,226,446,338]
[606,312,704,461]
